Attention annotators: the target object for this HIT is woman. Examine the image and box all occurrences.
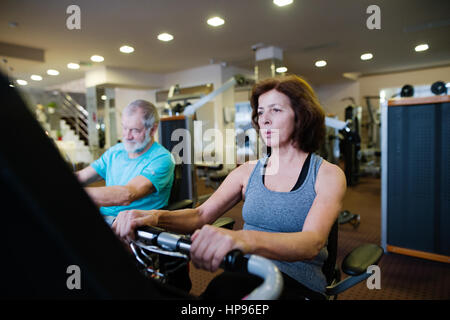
[112,75,346,299]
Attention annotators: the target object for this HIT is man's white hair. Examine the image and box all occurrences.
[123,99,159,129]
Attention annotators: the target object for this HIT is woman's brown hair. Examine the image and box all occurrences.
[250,75,326,153]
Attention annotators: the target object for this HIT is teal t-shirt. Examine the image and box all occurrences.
[90,141,175,217]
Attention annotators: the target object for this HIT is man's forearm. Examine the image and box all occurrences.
[76,166,102,186]
[85,186,133,207]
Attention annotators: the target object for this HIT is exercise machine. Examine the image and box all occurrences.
[0,72,279,300]
[324,116,361,227]
[131,226,284,300]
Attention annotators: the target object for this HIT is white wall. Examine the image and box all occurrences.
[85,66,163,89]
[46,78,86,93]
[163,64,222,89]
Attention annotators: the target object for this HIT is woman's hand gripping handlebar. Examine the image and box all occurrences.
[132,226,284,300]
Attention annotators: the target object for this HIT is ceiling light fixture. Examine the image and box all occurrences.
[360,53,373,61]
[30,75,42,81]
[415,44,429,52]
[67,62,80,69]
[16,79,28,85]
[47,69,60,76]
[90,55,104,62]
[207,17,225,27]
[157,33,174,42]
[276,66,288,73]
[315,60,327,67]
[274,0,293,7]
[120,45,135,53]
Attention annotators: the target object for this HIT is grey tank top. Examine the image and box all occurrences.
[242,153,328,293]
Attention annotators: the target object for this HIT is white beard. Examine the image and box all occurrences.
[123,129,152,154]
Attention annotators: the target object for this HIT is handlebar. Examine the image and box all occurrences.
[133,226,283,300]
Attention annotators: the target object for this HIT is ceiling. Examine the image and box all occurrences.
[1,0,450,89]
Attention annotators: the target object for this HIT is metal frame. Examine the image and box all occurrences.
[380,99,389,251]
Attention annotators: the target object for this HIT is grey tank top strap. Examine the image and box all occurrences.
[242,153,328,293]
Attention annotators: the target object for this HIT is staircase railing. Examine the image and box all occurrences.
[48,90,89,146]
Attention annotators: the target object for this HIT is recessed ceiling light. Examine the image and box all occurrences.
[30,75,42,81]
[207,17,225,27]
[120,45,135,53]
[16,79,28,85]
[157,33,174,42]
[90,55,104,62]
[360,53,373,61]
[276,66,288,73]
[315,60,327,67]
[67,62,80,69]
[274,0,293,7]
[415,44,429,52]
[47,69,59,76]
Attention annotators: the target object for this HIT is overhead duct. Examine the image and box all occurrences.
[0,42,45,62]
[254,45,284,81]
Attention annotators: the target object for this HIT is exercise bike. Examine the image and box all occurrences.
[130,225,284,300]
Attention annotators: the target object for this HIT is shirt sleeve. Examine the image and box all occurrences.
[90,148,111,179]
[141,153,175,193]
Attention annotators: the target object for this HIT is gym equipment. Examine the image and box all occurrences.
[381,95,450,263]
[0,71,190,299]
[364,96,381,150]
[131,226,284,300]
[196,163,228,192]
[431,81,448,95]
[341,105,361,187]
[337,210,360,229]
[400,84,414,97]
[322,114,361,227]
[159,75,253,206]
[0,72,277,299]
[323,221,383,299]
[166,164,195,211]
[183,76,239,116]
[359,96,381,178]
[158,115,197,205]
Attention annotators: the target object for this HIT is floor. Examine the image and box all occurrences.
[189,175,450,300]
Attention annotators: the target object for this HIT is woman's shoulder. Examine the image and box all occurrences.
[231,159,259,176]
[316,158,346,185]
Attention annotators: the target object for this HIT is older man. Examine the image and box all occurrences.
[76,99,174,218]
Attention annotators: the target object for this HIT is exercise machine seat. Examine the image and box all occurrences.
[341,244,384,276]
